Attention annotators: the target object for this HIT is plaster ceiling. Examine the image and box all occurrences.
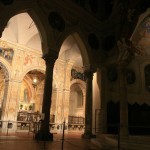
[1,13,41,51]
[59,35,83,67]
[1,12,83,67]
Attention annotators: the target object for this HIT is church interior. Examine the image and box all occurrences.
[0,0,150,149]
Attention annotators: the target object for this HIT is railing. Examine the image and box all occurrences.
[0,120,39,136]
[68,116,84,124]
[68,116,85,131]
[0,118,55,137]
[17,112,55,122]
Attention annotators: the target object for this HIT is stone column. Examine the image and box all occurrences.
[82,69,94,138]
[118,64,128,136]
[63,61,72,129]
[36,51,58,141]
[116,38,134,149]
[117,63,129,149]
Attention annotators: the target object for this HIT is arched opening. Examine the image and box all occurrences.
[18,70,45,113]
[68,83,85,132]
[52,34,87,133]
[0,10,94,135]
[0,12,46,132]
[17,70,45,131]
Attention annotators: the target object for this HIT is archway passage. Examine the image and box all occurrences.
[18,70,45,112]
[17,70,45,132]
[51,34,87,133]
[68,83,85,132]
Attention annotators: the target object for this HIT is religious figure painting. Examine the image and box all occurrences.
[24,54,34,66]
[0,47,14,63]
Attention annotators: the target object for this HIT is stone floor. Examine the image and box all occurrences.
[0,132,101,150]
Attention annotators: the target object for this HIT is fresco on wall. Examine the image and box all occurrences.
[132,16,150,55]
[20,82,31,103]
[19,81,34,112]
[0,70,5,107]
[0,47,14,63]
[24,54,35,66]
[24,53,45,69]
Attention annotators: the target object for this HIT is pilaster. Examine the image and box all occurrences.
[116,37,134,149]
[1,79,22,133]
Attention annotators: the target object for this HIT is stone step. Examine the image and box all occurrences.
[92,134,150,150]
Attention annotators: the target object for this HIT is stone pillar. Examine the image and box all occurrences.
[82,69,94,138]
[118,64,128,136]
[117,63,129,149]
[63,61,72,129]
[116,37,134,149]
[36,51,58,141]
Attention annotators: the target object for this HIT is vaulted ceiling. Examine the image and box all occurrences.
[1,12,83,67]
[1,13,41,51]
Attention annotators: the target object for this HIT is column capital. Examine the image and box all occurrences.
[84,70,93,80]
[83,65,95,80]
[42,50,58,65]
[83,65,96,73]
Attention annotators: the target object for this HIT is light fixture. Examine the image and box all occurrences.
[32,77,39,88]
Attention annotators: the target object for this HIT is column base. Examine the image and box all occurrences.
[81,133,96,139]
[35,131,53,141]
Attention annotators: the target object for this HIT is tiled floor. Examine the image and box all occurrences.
[0,132,101,150]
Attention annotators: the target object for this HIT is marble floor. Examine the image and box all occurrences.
[0,132,101,150]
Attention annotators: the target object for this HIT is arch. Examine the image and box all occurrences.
[19,68,45,112]
[131,9,150,40]
[70,79,86,95]
[70,84,83,107]
[56,29,93,68]
[69,80,86,118]
[0,1,52,54]
[20,67,45,81]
